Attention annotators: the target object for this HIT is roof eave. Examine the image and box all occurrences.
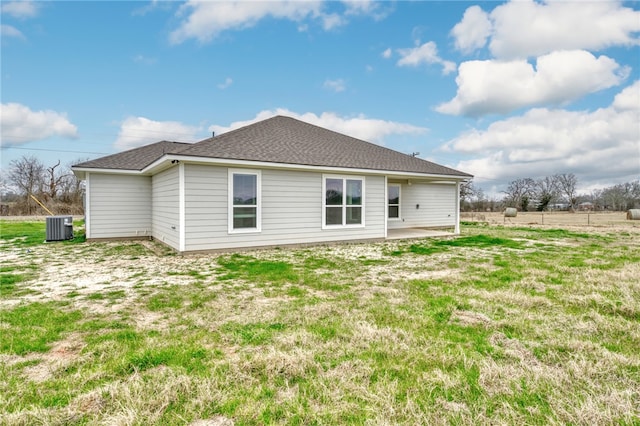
[72,155,472,181]
[143,154,472,180]
[71,166,146,180]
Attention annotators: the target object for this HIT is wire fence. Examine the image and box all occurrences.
[461,211,638,229]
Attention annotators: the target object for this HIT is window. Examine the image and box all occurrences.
[228,169,261,233]
[323,176,364,228]
[388,184,400,219]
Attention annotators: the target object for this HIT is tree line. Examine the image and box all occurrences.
[461,173,640,213]
[2,155,638,216]
[1,155,85,216]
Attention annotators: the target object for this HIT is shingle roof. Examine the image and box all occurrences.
[73,116,471,178]
[73,141,192,171]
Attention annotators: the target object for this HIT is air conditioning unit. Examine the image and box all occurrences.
[46,215,74,242]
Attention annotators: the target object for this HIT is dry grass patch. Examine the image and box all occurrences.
[1,222,639,424]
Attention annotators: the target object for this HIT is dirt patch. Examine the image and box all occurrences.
[190,417,235,426]
[20,333,86,383]
[450,309,493,328]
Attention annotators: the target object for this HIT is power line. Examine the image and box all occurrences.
[0,146,110,155]
[1,126,203,143]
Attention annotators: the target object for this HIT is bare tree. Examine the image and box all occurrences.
[58,159,86,206]
[554,173,578,211]
[503,178,536,210]
[460,181,475,209]
[8,155,46,214]
[3,155,87,215]
[0,170,13,195]
[8,155,45,196]
[460,181,489,211]
[595,180,640,211]
[45,160,69,199]
[630,180,640,209]
[535,176,558,211]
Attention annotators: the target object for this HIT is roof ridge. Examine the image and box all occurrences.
[193,115,284,147]
[279,115,422,157]
[270,116,461,172]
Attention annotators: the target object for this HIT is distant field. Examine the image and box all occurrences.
[462,211,636,229]
[1,220,639,425]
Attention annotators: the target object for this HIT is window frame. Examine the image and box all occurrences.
[387,183,401,221]
[322,174,365,229]
[228,168,262,234]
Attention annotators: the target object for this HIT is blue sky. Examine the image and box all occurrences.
[2,0,639,197]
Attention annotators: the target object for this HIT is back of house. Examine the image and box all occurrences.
[72,115,472,252]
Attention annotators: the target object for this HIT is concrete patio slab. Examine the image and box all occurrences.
[386,228,456,240]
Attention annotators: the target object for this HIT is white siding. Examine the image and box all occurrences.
[152,167,180,250]
[87,173,151,239]
[387,182,457,229]
[184,164,385,251]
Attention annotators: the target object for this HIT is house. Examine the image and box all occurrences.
[72,116,472,252]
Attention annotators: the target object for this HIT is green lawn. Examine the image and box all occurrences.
[0,221,639,425]
[0,219,85,247]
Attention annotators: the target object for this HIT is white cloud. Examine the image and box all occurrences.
[343,0,391,21]
[133,54,157,65]
[169,1,322,44]
[443,81,640,188]
[437,50,629,116]
[115,117,201,151]
[452,1,640,59]
[397,41,456,75]
[209,109,427,145]
[451,5,491,54]
[381,48,392,59]
[1,0,39,19]
[1,24,24,40]
[344,0,375,16]
[613,79,640,111]
[169,0,389,43]
[323,78,346,93]
[0,103,78,146]
[218,77,233,90]
[131,0,164,17]
[319,13,345,31]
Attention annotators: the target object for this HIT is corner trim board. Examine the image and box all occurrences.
[179,163,186,252]
[85,172,91,239]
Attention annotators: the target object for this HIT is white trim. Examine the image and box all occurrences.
[72,167,147,176]
[139,155,472,181]
[384,176,388,239]
[455,181,461,235]
[228,168,262,234]
[321,174,366,229]
[387,183,401,221]
[178,163,186,251]
[74,159,471,181]
[85,172,91,239]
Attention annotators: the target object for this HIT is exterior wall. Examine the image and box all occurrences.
[87,173,151,239]
[387,181,457,229]
[151,166,180,250]
[184,164,386,251]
